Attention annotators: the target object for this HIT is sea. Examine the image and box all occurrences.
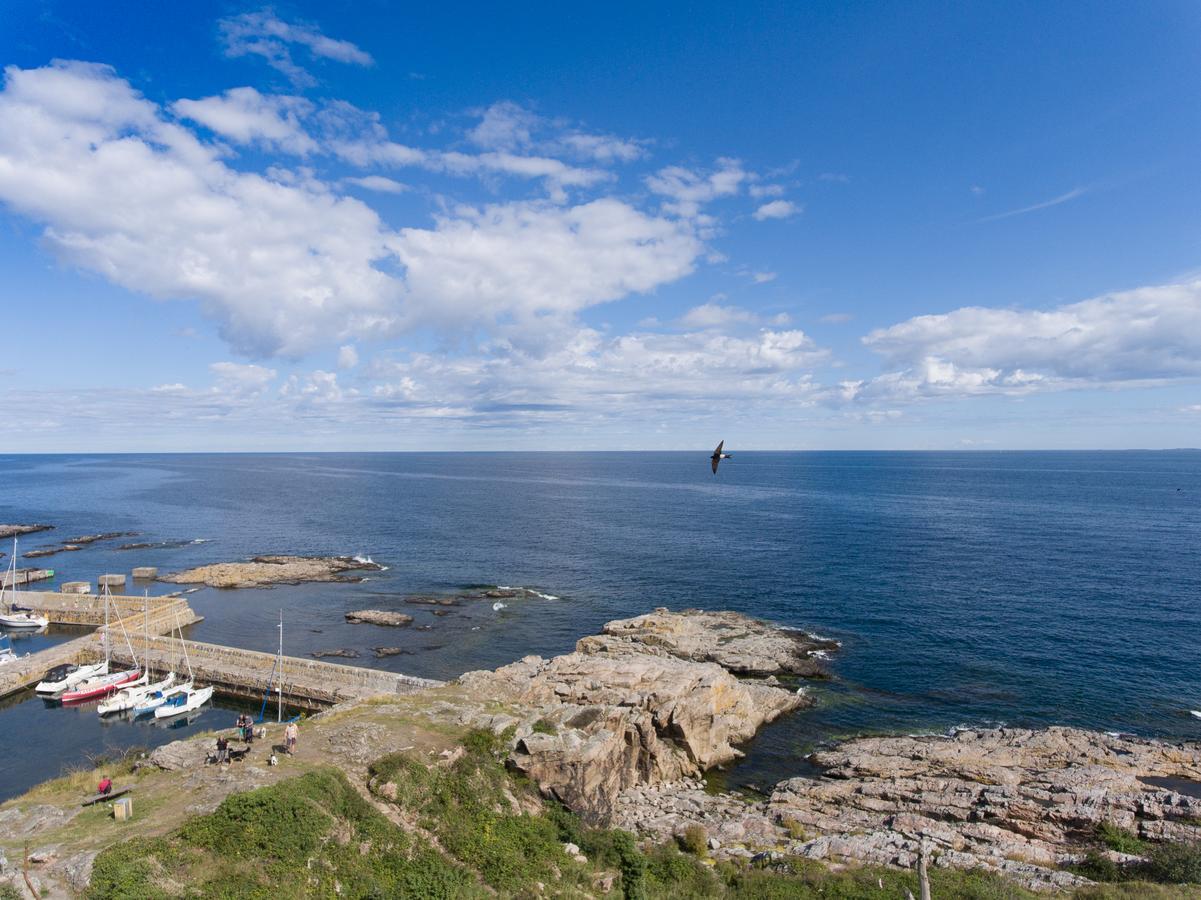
[0,451,1198,802]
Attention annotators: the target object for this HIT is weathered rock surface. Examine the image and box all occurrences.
[311,648,361,659]
[138,738,212,772]
[345,610,414,627]
[162,555,382,588]
[614,726,1201,891]
[0,524,53,539]
[0,803,77,837]
[590,608,839,676]
[457,609,815,824]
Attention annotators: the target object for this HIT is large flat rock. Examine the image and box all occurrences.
[161,555,382,588]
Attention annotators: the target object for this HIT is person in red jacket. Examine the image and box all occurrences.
[98,776,112,796]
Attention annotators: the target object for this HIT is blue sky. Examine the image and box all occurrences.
[1,1,1199,450]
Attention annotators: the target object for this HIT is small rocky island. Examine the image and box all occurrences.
[160,555,383,588]
[3,608,1201,897]
[0,523,54,539]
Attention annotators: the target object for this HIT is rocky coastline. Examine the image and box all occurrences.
[160,554,383,588]
[3,607,1201,896]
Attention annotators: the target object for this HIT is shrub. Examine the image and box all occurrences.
[1097,821,1146,855]
[1140,840,1201,884]
[531,717,558,735]
[678,824,710,857]
[1073,850,1122,883]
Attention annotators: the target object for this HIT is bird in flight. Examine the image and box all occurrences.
[711,440,732,474]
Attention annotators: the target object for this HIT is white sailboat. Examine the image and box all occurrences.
[60,585,141,703]
[146,614,204,718]
[153,682,213,718]
[98,671,177,715]
[0,539,49,629]
[0,635,27,666]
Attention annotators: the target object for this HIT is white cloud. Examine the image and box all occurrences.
[978,186,1088,223]
[344,175,408,193]
[679,302,759,330]
[467,100,538,151]
[749,184,785,198]
[468,100,645,164]
[819,313,853,324]
[0,61,400,357]
[210,361,277,393]
[646,158,749,217]
[173,87,316,155]
[388,199,702,326]
[753,199,801,221]
[0,63,708,358]
[219,9,373,87]
[751,271,777,284]
[854,280,1201,401]
[338,345,359,369]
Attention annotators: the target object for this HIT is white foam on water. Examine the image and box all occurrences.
[492,601,507,611]
[191,538,211,544]
[352,554,375,565]
[1191,710,1201,720]
[808,649,831,660]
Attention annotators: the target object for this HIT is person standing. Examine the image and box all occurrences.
[284,720,298,755]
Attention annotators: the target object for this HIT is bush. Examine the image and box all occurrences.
[1074,850,1122,883]
[1097,822,1146,855]
[531,717,558,735]
[678,824,710,857]
[1140,840,1201,884]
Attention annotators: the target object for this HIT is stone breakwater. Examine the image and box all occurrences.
[614,726,1201,891]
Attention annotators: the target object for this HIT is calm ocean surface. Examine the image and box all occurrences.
[1,451,1199,801]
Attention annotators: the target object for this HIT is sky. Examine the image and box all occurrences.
[0,0,1199,451]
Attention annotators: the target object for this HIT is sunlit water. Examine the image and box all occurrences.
[1,451,1198,801]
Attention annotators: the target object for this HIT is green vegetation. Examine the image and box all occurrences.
[81,729,1201,899]
[530,717,558,736]
[1098,822,1147,855]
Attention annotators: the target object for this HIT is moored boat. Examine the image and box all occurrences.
[98,671,176,715]
[153,684,213,719]
[133,679,190,716]
[60,667,142,703]
[36,660,109,694]
[0,611,48,629]
[0,635,27,666]
[1,540,48,628]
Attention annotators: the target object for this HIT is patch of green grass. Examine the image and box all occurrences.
[88,768,478,899]
[678,824,710,857]
[1098,821,1147,855]
[530,717,558,735]
[1141,840,1201,884]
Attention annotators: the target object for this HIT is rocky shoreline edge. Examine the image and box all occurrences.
[2,608,1200,896]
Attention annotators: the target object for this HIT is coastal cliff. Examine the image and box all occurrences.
[2,610,1200,898]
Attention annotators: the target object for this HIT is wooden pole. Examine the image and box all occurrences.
[918,841,932,900]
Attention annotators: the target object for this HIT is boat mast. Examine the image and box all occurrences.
[277,608,283,723]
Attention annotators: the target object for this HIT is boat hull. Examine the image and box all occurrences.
[61,668,142,703]
[154,685,213,719]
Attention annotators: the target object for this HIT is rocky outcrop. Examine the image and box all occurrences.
[0,524,53,539]
[614,726,1201,891]
[162,555,382,588]
[588,608,839,676]
[346,610,414,627]
[457,609,816,824]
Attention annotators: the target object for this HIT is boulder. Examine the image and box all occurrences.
[345,610,414,627]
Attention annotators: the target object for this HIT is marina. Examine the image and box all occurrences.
[0,590,440,709]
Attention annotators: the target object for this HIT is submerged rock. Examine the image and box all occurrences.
[345,610,414,627]
[162,555,382,588]
[311,648,361,659]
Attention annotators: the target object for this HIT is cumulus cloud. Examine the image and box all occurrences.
[174,87,316,155]
[219,9,373,87]
[753,199,801,221]
[388,199,702,326]
[645,158,749,218]
[850,280,1201,402]
[344,175,408,193]
[337,345,359,369]
[0,62,708,358]
[468,100,646,163]
[0,61,400,357]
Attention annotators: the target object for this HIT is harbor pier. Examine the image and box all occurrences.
[1,592,440,707]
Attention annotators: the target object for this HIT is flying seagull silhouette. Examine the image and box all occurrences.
[711,440,732,475]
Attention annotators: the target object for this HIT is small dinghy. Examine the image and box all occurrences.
[36,661,109,695]
[0,611,48,629]
[154,684,213,719]
[98,671,177,716]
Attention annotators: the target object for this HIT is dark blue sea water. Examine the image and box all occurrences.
[1,451,1199,802]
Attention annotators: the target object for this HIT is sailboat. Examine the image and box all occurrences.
[98,594,175,714]
[61,585,140,703]
[138,614,195,717]
[154,624,211,718]
[0,539,49,629]
[0,635,27,666]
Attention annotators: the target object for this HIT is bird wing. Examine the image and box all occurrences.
[711,455,719,475]
[714,440,724,456]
